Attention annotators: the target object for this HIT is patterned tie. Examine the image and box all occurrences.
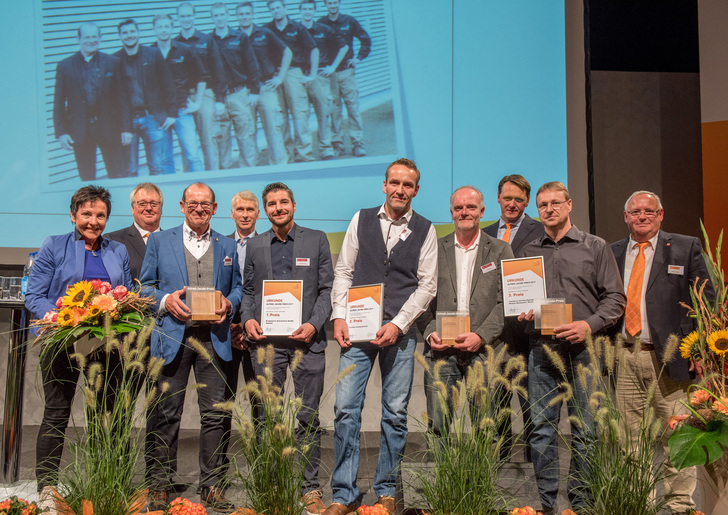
[625,242,649,336]
[501,223,512,243]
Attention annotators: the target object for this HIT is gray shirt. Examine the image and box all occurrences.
[520,225,626,336]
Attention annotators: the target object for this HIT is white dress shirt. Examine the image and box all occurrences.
[331,204,438,332]
[621,233,658,343]
[454,230,480,314]
[134,221,161,244]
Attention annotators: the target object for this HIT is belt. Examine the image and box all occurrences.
[133,108,149,118]
[230,84,247,94]
[623,341,655,351]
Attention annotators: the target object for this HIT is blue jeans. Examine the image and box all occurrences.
[124,114,172,176]
[164,109,204,173]
[330,325,416,505]
[528,340,595,510]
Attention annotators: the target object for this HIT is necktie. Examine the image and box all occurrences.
[143,232,150,245]
[625,242,649,337]
[501,223,512,242]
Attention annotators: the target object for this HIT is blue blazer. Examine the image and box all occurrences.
[25,232,132,319]
[139,225,243,364]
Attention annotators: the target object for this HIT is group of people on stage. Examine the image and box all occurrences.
[53,0,371,181]
[25,156,711,515]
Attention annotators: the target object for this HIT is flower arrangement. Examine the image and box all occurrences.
[668,226,728,470]
[31,279,154,355]
[356,505,391,515]
[166,497,206,515]
[0,497,40,515]
[509,508,543,515]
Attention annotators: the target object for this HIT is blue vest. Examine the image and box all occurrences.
[352,207,431,319]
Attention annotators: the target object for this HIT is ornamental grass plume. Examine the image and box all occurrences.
[410,345,526,515]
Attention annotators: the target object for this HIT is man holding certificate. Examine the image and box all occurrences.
[241,182,333,514]
[419,186,513,435]
[325,158,437,515]
[517,181,625,515]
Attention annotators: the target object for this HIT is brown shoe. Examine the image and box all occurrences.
[322,502,357,515]
[200,485,235,513]
[376,495,395,513]
[148,490,168,511]
[301,490,326,514]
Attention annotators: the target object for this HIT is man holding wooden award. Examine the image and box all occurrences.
[241,182,334,515]
[516,181,625,515]
[420,185,513,435]
[140,182,242,512]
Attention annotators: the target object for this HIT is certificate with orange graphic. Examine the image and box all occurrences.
[261,280,303,335]
[501,257,546,316]
[346,283,384,342]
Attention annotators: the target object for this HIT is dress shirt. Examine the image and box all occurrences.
[496,213,525,243]
[134,222,161,244]
[331,204,438,332]
[621,233,658,344]
[519,225,626,335]
[270,228,294,279]
[454,231,480,314]
[234,230,256,281]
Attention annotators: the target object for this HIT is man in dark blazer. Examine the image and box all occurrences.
[53,23,129,180]
[241,182,333,514]
[483,174,544,461]
[611,190,714,515]
[140,182,242,512]
[420,185,514,436]
[115,19,177,176]
[105,182,163,281]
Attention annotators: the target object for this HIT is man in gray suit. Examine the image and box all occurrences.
[611,190,714,515]
[105,182,163,281]
[483,174,544,461]
[241,182,334,514]
[421,185,513,435]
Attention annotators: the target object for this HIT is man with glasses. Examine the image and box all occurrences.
[610,190,713,515]
[140,182,242,512]
[106,182,164,281]
[484,174,544,462]
[517,181,625,515]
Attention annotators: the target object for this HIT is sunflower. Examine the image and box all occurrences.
[63,281,93,308]
[680,331,700,359]
[707,330,728,356]
[58,307,75,327]
[86,305,102,318]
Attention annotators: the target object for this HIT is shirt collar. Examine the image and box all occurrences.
[183,222,211,242]
[628,232,659,251]
[270,224,296,243]
[377,204,413,224]
[134,222,160,238]
[454,230,481,250]
[499,213,525,229]
[542,224,580,246]
[236,230,256,244]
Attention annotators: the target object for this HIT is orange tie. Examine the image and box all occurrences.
[625,242,649,336]
[501,223,512,243]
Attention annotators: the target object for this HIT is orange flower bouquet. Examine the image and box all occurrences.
[31,279,154,356]
[165,497,207,515]
[0,497,40,515]
[509,508,543,515]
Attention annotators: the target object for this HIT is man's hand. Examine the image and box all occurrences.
[690,360,704,376]
[214,102,226,117]
[165,286,191,322]
[58,134,74,151]
[428,331,449,352]
[231,322,247,350]
[301,74,314,84]
[290,323,316,344]
[333,318,351,348]
[347,57,361,69]
[212,294,232,325]
[244,319,266,341]
[183,99,200,114]
[518,309,534,322]
[319,65,336,77]
[161,117,176,131]
[264,75,284,90]
[453,332,484,353]
[248,94,258,108]
[372,322,401,347]
[121,132,133,145]
[553,320,591,343]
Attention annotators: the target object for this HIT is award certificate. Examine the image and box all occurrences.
[346,283,384,342]
[261,280,303,336]
[501,256,547,316]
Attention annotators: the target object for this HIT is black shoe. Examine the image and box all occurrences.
[168,480,192,495]
[333,143,345,156]
[352,143,366,157]
[200,485,235,513]
[541,508,554,515]
[148,490,168,511]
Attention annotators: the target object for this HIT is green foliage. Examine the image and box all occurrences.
[669,420,728,469]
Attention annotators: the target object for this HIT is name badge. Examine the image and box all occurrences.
[481,262,496,274]
[223,256,233,266]
[399,228,412,241]
[668,265,684,275]
[296,258,311,267]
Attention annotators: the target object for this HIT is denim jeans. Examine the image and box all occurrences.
[330,325,417,505]
[164,108,203,173]
[123,114,172,176]
[528,340,595,510]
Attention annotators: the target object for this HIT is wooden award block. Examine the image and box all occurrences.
[541,303,572,335]
[188,288,222,321]
[437,312,470,346]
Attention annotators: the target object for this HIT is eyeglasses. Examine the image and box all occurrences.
[537,200,567,211]
[135,201,161,209]
[501,196,526,204]
[186,201,214,210]
[627,209,660,218]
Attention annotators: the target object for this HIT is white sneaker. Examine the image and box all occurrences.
[38,486,57,515]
